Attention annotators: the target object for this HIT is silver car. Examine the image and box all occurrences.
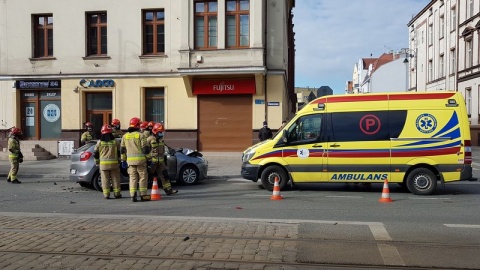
[69,140,208,191]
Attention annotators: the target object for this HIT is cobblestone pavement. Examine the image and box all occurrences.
[0,213,310,270]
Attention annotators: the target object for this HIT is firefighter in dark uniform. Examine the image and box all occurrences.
[111,118,123,139]
[80,122,95,145]
[121,117,151,202]
[7,127,23,184]
[94,124,122,199]
[147,123,178,195]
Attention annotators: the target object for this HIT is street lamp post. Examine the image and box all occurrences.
[403,49,417,92]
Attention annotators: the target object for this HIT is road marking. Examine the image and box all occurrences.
[377,244,405,266]
[444,224,480,229]
[409,197,450,200]
[325,195,363,198]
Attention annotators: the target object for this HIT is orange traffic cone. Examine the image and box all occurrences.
[378,178,393,203]
[270,177,283,200]
[151,177,161,201]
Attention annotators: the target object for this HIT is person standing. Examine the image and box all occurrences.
[147,123,178,195]
[94,124,122,199]
[7,127,23,184]
[111,118,123,138]
[144,121,154,138]
[258,121,273,141]
[80,122,95,145]
[121,117,151,202]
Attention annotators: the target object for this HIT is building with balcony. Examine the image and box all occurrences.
[0,0,296,153]
[408,0,480,144]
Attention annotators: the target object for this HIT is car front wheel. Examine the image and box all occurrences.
[178,165,199,185]
[260,165,288,191]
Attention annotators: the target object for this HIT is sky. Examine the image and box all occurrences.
[293,0,431,94]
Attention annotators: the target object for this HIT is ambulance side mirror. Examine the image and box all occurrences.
[282,130,289,144]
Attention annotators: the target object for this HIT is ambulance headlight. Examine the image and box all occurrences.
[242,149,256,163]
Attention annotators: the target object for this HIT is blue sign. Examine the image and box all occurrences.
[255,99,265,104]
[268,102,280,106]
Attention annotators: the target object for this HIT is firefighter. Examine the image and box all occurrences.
[121,117,151,202]
[94,124,122,199]
[111,118,123,138]
[139,121,148,133]
[147,122,178,195]
[80,122,95,145]
[144,121,154,138]
[7,127,23,184]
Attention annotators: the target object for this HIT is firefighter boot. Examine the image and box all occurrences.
[131,192,138,202]
[140,195,151,201]
[166,188,178,195]
[7,176,11,183]
[11,179,21,184]
[114,192,122,199]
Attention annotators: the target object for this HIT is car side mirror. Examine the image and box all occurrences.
[282,130,289,144]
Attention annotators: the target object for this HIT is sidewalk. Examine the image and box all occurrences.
[0,152,243,180]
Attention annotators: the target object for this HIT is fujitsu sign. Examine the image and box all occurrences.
[194,78,255,95]
[213,81,235,92]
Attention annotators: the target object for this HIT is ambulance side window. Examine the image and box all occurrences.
[287,114,322,144]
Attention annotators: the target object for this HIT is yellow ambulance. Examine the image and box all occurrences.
[241,91,475,195]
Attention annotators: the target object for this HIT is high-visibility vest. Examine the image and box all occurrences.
[94,140,119,170]
[120,131,149,165]
[8,137,20,160]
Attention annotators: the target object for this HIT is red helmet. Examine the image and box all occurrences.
[10,127,22,136]
[111,118,120,126]
[129,117,141,128]
[152,123,165,134]
[101,124,113,134]
[85,122,93,127]
[147,121,155,129]
[140,121,148,129]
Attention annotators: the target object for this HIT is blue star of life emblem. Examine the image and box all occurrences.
[415,113,437,134]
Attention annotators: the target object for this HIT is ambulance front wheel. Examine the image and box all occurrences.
[406,168,437,195]
[261,165,288,191]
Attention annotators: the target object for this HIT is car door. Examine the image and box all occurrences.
[164,145,178,179]
[326,110,391,183]
[280,112,327,183]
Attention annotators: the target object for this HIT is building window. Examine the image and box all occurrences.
[33,14,53,58]
[466,39,473,68]
[226,0,249,48]
[428,24,433,45]
[87,13,107,56]
[450,48,456,74]
[143,10,165,55]
[439,15,444,38]
[145,88,165,123]
[428,60,433,81]
[195,1,218,49]
[439,54,444,77]
[468,0,474,17]
[450,7,456,31]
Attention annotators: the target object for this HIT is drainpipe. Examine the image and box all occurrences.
[263,0,268,125]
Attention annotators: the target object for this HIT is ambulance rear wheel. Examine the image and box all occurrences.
[261,165,288,191]
[406,168,437,195]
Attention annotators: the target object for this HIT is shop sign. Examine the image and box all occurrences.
[43,104,61,123]
[255,99,265,104]
[193,78,255,95]
[79,79,115,88]
[16,80,61,89]
[267,102,280,106]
